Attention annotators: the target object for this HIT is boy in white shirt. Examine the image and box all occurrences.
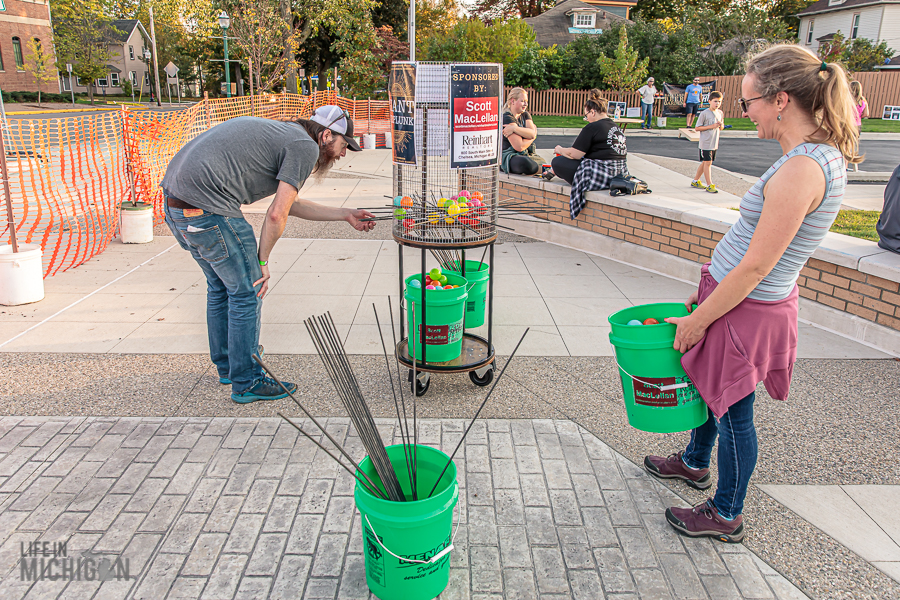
[637,77,657,129]
[691,91,724,193]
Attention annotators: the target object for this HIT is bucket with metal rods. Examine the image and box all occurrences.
[252,302,529,600]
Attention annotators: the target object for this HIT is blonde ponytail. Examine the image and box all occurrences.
[745,44,861,164]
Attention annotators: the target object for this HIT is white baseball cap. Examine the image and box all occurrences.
[309,105,362,151]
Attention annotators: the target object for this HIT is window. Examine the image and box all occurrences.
[130,71,137,84]
[129,45,134,60]
[98,75,108,87]
[575,13,595,28]
[110,73,120,86]
[144,72,150,86]
[12,36,23,69]
[62,75,70,91]
[806,20,815,45]
[851,14,860,39]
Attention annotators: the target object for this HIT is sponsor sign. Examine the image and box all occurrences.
[389,62,417,165]
[450,64,501,169]
[662,80,718,117]
[632,376,701,408]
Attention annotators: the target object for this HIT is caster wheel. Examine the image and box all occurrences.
[469,368,494,387]
[408,370,430,397]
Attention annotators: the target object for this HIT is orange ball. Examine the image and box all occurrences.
[400,196,414,208]
[470,191,484,202]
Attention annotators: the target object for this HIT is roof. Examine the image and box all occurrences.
[108,20,140,44]
[877,54,900,68]
[798,0,900,17]
[524,0,630,48]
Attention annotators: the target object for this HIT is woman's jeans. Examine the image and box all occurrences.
[682,391,758,519]
[641,102,653,127]
[164,204,263,393]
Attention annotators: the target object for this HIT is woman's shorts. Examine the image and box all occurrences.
[699,149,717,162]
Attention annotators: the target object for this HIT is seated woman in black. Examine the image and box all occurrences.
[500,87,540,175]
[549,90,629,218]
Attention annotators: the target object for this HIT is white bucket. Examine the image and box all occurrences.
[384,131,392,149]
[362,133,377,149]
[0,243,45,306]
[656,117,667,128]
[119,203,154,244]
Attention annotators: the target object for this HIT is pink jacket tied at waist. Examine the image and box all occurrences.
[681,264,799,419]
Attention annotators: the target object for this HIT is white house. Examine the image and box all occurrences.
[62,19,155,97]
[797,0,900,58]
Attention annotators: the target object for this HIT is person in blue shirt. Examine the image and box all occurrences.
[683,77,703,129]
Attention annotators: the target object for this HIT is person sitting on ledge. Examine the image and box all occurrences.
[548,89,629,218]
[500,87,540,176]
[877,163,900,254]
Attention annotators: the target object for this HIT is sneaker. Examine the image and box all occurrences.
[706,184,719,194]
[666,498,745,543]
[643,452,712,490]
[541,170,555,182]
[231,376,296,404]
[220,345,264,385]
[690,180,706,190]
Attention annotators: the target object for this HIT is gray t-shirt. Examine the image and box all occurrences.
[877,163,900,253]
[161,116,320,218]
[696,108,723,151]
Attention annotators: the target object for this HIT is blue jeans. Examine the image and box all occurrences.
[682,391,758,519]
[164,204,263,393]
[641,102,653,127]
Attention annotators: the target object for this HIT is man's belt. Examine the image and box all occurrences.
[166,195,197,210]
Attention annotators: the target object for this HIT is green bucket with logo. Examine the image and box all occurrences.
[355,444,459,600]
[608,302,709,433]
[446,260,489,328]
[405,273,469,362]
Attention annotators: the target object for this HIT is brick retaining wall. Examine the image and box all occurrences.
[501,180,900,334]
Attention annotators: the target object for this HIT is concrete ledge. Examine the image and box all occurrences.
[537,127,900,141]
[847,171,893,183]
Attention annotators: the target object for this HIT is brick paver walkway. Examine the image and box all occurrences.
[0,417,806,599]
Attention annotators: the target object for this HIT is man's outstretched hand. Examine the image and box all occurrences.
[346,208,377,232]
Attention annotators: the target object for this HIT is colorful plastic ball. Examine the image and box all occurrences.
[400,196,414,208]
[627,319,643,326]
[409,279,421,288]
[425,285,436,290]
[470,191,484,202]
[447,204,461,217]
[437,198,449,208]
[393,195,403,206]
[457,202,469,215]
[643,318,659,325]
[470,198,483,207]
[434,285,443,290]
[438,275,448,285]
[458,190,471,198]
[429,268,441,279]
[394,208,407,219]
[444,217,455,224]
[402,218,415,229]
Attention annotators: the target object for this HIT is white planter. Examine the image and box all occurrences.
[0,243,44,306]
[656,117,668,128]
[384,131,392,149]
[119,202,154,244]
[362,133,377,149]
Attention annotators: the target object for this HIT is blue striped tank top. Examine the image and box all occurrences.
[709,143,846,301]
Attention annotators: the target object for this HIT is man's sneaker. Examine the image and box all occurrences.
[706,184,719,193]
[643,452,712,490]
[231,376,296,404]
[220,345,265,385]
[666,498,745,543]
[690,180,706,189]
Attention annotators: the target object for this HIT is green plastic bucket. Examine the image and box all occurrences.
[607,302,708,433]
[405,273,470,362]
[355,444,459,600]
[447,260,489,328]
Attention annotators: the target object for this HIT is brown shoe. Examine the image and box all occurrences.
[666,498,745,543]
[643,452,711,490]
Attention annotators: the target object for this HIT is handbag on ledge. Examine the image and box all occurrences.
[609,175,652,197]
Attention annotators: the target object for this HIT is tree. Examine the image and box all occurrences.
[25,37,57,106]
[470,0,548,21]
[52,0,121,104]
[818,31,894,72]
[596,26,649,100]
[422,18,535,71]
[415,0,461,50]
[227,0,294,94]
[373,25,409,73]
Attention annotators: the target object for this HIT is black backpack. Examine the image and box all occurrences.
[609,175,651,197]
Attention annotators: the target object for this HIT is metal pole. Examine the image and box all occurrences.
[223,35,231,98]
[408,0,415,61]
[149,7,162,107]
[0,124,18,253]
[67,65,75,107]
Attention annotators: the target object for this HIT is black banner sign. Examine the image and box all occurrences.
[662,80,718,118]
[449,64,501,169]
[389,62,416,165]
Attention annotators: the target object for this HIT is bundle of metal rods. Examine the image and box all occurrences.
[304,312,406,502]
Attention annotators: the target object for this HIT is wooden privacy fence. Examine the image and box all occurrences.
[508,70,900,119]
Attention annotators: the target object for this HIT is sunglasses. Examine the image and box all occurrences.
[737,95,765,113]
[322,108,350,131]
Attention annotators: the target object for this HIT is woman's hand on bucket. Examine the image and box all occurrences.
[664,312,707,354]
[684,291,699,313]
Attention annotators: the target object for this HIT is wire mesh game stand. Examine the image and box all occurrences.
[393,62,501,396]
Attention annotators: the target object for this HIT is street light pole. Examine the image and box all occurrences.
[149,6,162,107]
[218,11,231,98]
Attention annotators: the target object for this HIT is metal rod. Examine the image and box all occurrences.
[389,295,413,491]
[427,328,530,498]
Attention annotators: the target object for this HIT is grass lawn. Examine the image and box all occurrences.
[532,115,900,133]
[830,209,881,241]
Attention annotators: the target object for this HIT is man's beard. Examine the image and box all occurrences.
[311,137,343,183]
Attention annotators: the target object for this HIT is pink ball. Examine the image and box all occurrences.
[425,285,436,290]
[470,198,483,207]
[458,190,471,198]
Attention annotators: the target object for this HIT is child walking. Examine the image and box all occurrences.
[691,91,724,193]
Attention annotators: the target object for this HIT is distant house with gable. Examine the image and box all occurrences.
[525,0,631,48]
[64,19,154,97]
[797,0,900,62]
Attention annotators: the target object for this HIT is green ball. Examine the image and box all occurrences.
[394,208,407,220]
[429,268,442,280]
[438,274,448,284]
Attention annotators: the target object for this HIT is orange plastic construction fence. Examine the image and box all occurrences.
[0,92,391,277]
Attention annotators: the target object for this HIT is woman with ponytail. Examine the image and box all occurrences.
[500,87,540,175]
[643,45,859,543]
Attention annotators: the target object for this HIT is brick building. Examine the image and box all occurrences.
[0,0,59,94]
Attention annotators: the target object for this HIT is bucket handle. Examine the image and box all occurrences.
[363,499,462,565]
[608,343,689,392]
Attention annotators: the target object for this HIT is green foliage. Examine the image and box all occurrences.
[25,38,57,106]
[121,79,133,97]
[818,30,894,72]
[506,44,565,90]
[422,18,535,71]
[52,0,121,104]
[596,26,649,98]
